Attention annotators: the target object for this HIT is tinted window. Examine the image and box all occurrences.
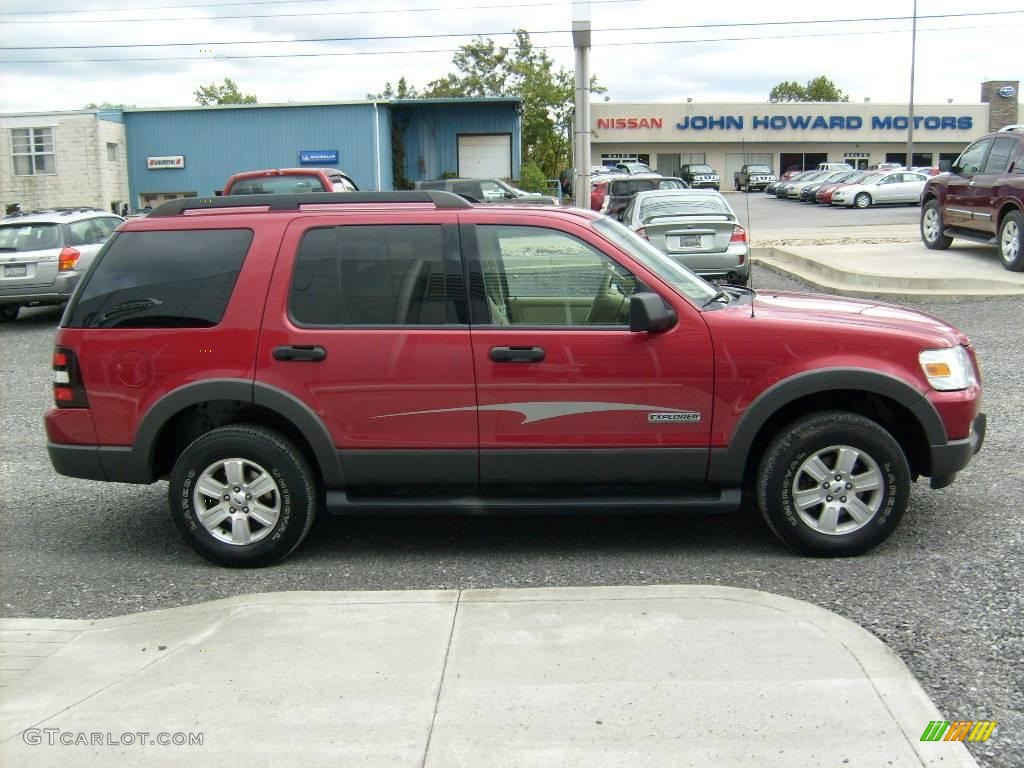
[689,165,714,173]
[230,175,326,194]
[956,139,992,175]
[66,229,252,328]
[475,225,638,327]
[983,137,1016,174]
[66,219,110,246]
[290,225,454,326]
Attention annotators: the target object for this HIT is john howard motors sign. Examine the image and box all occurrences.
[672,114,974,131]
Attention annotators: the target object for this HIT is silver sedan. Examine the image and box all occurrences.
[831,171,928,208]
[619,189,749,285]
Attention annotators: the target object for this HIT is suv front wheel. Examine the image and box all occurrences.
[169,425,318,567]
[921,199,953,250]
[756,412,910,557]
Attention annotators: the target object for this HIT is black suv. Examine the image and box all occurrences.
[678,164,721,190]
[920,125,1024,271]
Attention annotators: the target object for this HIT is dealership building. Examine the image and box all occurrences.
[1,80,1019,212]
[590,80,1021,184]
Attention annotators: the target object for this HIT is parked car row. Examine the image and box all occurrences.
[766,168,929,208]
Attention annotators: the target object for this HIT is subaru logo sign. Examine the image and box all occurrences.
[998,86,1017,98]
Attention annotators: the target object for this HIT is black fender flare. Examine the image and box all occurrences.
[706,368,946,485]
[129,379,342,486]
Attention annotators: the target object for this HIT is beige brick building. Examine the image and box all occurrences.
[0,110,130,214]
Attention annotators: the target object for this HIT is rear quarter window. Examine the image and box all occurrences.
[65,229,253,328]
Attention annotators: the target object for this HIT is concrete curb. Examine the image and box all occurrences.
[0,586,978,767]
[753,245,1024,299]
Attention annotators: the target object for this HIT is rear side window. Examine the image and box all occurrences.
[983,137,1017,174]
[65,229,252,328]
[289,225,457,326]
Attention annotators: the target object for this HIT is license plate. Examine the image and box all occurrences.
[4,265,27,278]
[678,234,702,248]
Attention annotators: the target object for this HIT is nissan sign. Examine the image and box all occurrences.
[998,86,1017,98]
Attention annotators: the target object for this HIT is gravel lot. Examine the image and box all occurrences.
[0,229,1020,765]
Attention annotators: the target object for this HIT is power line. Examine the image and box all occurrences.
[0,0,641,24]
[2,10,1022,50]
[2,21,1016,64]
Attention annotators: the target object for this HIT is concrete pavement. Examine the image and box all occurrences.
[0,586,978,767]
[750,225,1024,299]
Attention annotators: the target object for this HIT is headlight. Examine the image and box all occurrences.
[919,346,978,391]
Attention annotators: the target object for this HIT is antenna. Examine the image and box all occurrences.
[741,138,756,318]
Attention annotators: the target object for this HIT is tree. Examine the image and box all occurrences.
[193,78,258,106]
[769,76,849,103]
[367,77,420,100]
[372,31,604,180]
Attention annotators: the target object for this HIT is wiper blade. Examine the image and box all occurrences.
[701,289,728,308]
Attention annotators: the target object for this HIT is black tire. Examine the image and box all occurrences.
[756,412,910,557]
[0,306,19,322]
[854,192,872,209]
[998,210,1023,271]
[920,199,953,250]
[168,424,318,567]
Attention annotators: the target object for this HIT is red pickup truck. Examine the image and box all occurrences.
[222,168,358,195]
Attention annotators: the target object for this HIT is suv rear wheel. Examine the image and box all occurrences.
[169,425,318,567]
[921,199,953,250]
[0,306,18,322]
[998,210,1023,271]
[756,412,910,557]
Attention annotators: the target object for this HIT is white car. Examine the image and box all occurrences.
[831,171,928,208]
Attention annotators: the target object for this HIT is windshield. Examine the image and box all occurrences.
[229,175,326,194]
[593,218,718,304]
[689,165,714,173]
[747,166,771,173]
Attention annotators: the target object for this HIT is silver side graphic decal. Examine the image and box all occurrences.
[374,401,702,425]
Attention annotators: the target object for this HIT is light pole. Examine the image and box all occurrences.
[572,1,592,205]
[906,0,917,168]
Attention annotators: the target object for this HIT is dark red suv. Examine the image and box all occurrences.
[920,125,1024,270]
[46,192,985,566]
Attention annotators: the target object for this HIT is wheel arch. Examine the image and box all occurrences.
[135,380,342,486]
[996,201,1022,228]
[707,369,944,486]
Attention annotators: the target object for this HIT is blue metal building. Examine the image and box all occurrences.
[121,98,521,208]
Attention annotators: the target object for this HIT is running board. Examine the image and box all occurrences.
[325,488,742,515]
[943,227,997,245]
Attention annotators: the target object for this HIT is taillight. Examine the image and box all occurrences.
[52,346,89,408]
[730,225,748,243]
[58,247,80,271]
[635,227,649,240]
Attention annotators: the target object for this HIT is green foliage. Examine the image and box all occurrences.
[367,77,420,100]
[372,31,604,181]
[193,78,258,106]
[770,76,849,103]
[517,162,548,193]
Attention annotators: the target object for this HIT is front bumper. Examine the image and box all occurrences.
[928,412,986,489]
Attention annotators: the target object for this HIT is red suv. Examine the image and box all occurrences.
[920,125,1024,270]
[46,192,985,567]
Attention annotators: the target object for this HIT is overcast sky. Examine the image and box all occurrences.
[0,0,1021,113]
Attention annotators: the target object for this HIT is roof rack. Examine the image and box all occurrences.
[998,124,1023,132]
[149,191,473,217]
[3,206,105,219]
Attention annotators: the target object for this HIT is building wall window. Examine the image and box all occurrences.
[106,142,118,162]
[11,127,56,176]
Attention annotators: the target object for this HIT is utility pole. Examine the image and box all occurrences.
[572,1,592,206]
[906,0,917,168]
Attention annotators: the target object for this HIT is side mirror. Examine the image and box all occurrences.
[629,292,676,333]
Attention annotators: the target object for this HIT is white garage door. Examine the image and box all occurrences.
[724,152,773,190]
[458,134,512,179]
